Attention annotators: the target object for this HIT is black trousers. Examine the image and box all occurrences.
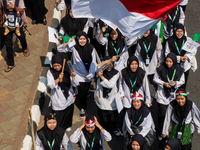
[157,103,168,134]
[180,70,190,89]
[181,144,192,150]
[53,103,74,129]
[4,26,27,66]
[77,82,91,110]
[97,107,118,132]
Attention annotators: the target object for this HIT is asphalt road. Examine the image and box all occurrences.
[42,0,200,149]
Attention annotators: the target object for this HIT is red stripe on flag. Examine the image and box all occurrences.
[119,0,182,19]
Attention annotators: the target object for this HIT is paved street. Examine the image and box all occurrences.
[0,0,200,149]
[0,0,54,149]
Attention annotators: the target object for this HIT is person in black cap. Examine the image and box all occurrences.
[36,113,73,150]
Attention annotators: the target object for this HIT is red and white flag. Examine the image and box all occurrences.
[71,0,181,39]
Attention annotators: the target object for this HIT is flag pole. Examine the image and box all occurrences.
[96,19,161,76]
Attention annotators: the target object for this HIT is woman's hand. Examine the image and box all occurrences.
[59,72,64,80]
[162,134,168,138]
[69,37,74,42]
[120,96,124,100]
[71,70,76,80]
[158,62,163,66]
[57,36,62,40]
[94,117,104,133]
[171,81,176,87]
[71,70,76,77]
[94,117,101,129]
[146,103,152,107]
[130,133,135,138]
[79,117,86,131]
[111,56,117,62]
[56,0,60,4]
[163,82,171,88]
[101,26,107,33]
[180,56,188,62]
[183,55,188,61]
[98,71,104,79]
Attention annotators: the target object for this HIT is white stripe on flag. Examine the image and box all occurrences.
[72,0,158,39]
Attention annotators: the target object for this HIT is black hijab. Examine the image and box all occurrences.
[166,6,181,34]
[107,29,125,57]
[60,6,88,37]
[168,23,187,57]
[128,43,137,57]
[165,138,181,150]
[156,53,184,98]
[138,30,158,65]
[122,56,145,93]
[50,54,71,99]
[82,115,101,150]
[170,88,192,131]
[101,56,118,98]
[74,31,94,71]
[127,100,150,126]
[126,134,149,150]
[37,113,65,150]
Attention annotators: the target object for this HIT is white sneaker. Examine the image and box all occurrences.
[66,127,71,132]
[80,109,85,118]
[113,130,121,136]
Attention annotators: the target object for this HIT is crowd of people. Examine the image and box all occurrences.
[36,0,200,150]
[0,0,199,150]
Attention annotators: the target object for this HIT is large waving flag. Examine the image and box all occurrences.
[71,0,181,39]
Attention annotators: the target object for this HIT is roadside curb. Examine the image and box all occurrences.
[20,8,62,150]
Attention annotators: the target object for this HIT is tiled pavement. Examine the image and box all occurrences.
[0,0,55,149]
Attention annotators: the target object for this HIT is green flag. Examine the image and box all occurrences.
[193,34,200,42]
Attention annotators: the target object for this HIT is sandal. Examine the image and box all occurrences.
[31,20,36,25]
[23,48,30,57]
[4,66,15,72]
[43,19,47,25]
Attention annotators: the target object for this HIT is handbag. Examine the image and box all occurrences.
[131,124,156,147]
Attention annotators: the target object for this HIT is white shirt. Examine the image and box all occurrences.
[119,72,152,108]
[179,0,188,6]
[57,45,96,83]
[135,38,164,75]
[95,65,119,110]
[36,133,74,150]
[70,128,112,150]
[162,102,200,135]
[165,37,196,72]
[153,71,185,105]
[47,70,79,111]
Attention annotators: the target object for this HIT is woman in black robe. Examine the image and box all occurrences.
[29,0,48,25]
[36,113,73,150]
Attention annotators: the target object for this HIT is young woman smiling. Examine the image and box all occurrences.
[153,53,185,136]
[36,113,73,150]
[162,88,200,150]
[70,115,111,150]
